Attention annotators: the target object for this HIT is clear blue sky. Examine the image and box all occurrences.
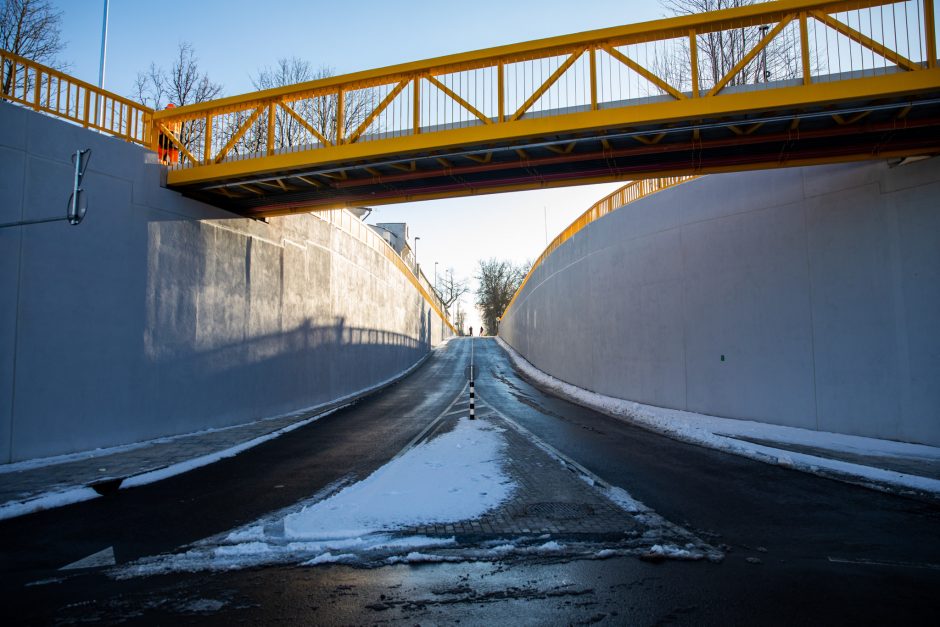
[52,0,668,329]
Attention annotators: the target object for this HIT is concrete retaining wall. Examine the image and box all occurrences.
[500,158,940,446]
[0,102,450,463]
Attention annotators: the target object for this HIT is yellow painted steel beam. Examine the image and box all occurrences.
[811,10,920,71]
[251,145,936,219]
[832,111,871,125]
[589,47,598,110]
[800,12,812,85]
[295,174,324,187]
[280,103,333,146]
[426,75,492,124]
[603,45,685,100]
[150,0,907,123]
[167,68,940,187]
[346,80,408,144]
[156,123,198,165]
[464,152,493,164]
[266,103,276,156]
[708,15,794,96]
[388,161,417,172]
[632,133,666,145]
[413,77,421,135]
[545,142,577,154]
[214,106,264,163]
[510,51,582,122]
[203,114,213,163]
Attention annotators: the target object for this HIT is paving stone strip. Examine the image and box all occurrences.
[0,405,333,506]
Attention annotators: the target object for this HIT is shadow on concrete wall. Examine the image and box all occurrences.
[1,101,448,462]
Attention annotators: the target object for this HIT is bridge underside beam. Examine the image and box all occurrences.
[172,93,940,216]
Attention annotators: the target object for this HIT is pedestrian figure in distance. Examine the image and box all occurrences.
[468,326,473,336]
[479,326,484,337]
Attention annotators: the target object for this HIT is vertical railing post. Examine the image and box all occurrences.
[497,62,505,123]
[82,89,91,127]
[413,76,421,134]
[266,102,275,156]
[689,29,699,97]
[203,113,212,164]
[589,46,598,111]
[336,88,345,145]
[926,0,937,69]
[32,68,40,110]
[800,11,812,85]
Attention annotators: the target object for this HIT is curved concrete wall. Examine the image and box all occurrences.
[0,102,450,462]
[500,158,940,446]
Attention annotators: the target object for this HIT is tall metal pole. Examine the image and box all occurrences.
[98,0,110,89]
[97,0,110,129]
[413,236,420,276]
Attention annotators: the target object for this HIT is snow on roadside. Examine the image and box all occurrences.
[116,417,516,577]
[496,337,940,497]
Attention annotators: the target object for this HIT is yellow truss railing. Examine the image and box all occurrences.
[0,49,153,145]
[151,0,939,188]
[501,176,698,319]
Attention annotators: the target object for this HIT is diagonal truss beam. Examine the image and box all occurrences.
[215,106,264,163]
[811,10,921,72]
[510,50,583,121]
[602,45,686,100]
[426,75,492,124]
[279,102,333,146]
[346,80,409,144]
[708,15,795,96]
[157,123,198,165]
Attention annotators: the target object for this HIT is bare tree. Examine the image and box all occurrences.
[1,0,64,96]
[133,42,223,155]
[235,56,375,157]
[659,0,804,91]
[134,42,222,109]
[453,302,467,336]
[475,258,529,336]
[435,267,469,311]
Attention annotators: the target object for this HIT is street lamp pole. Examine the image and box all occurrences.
[413,236,420,276]
[434,261,438,294]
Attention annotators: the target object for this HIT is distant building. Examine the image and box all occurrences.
[371,222,416,269]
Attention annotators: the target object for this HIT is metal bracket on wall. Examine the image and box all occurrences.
[0,148,91,229]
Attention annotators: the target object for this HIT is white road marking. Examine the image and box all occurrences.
[827,556,940,570]
[60,546,116,570]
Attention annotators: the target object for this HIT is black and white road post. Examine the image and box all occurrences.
[469,336,475,419]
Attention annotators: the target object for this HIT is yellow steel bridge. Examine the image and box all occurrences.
[3,0,939,216]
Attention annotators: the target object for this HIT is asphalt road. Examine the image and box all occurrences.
[2,337,938,625]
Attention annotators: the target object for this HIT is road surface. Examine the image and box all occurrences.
[1,338,937,624]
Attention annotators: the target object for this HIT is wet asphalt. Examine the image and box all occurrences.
[2,337,938,625]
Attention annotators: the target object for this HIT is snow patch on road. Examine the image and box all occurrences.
[283,417,513,540]
[116,417,516,577]
[496,337,940,497]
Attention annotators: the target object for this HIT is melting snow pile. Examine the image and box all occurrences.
[117,417,518,576]
[283,417,513,540]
